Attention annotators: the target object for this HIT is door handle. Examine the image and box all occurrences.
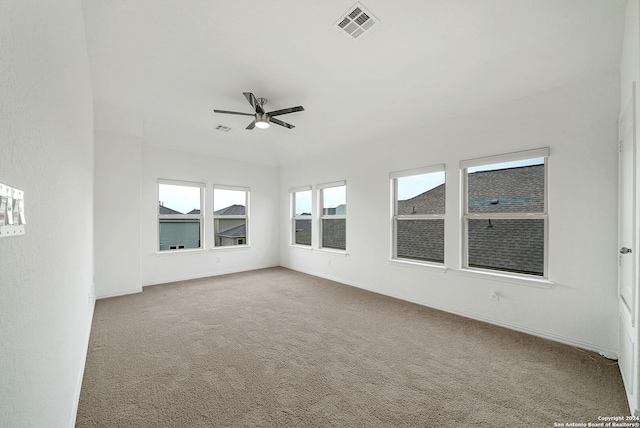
[620,247,633,254]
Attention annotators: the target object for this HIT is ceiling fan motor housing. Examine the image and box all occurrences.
[255,112,270,128]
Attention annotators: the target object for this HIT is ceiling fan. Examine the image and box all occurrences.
[214,92,304,130]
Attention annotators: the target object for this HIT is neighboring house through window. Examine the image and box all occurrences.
[291,186,312,246]
[461,148,549,277]
[319,181,346,251]
[214,185,249,247]
[391,165,445,264]
[158,180,204,251]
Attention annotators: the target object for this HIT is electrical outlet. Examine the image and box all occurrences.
[489,290,500,301]
[216,257,221,263]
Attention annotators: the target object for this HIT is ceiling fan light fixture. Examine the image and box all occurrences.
[255,113,270,129]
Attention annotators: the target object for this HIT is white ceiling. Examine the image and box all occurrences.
[82,0,626,166]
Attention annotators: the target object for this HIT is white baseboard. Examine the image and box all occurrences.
[284,265,619,359]
[95,262,620,358]
[141,264,278,288]
[96,287,142,300]
[69,293,96,428]
[96,265,279,299]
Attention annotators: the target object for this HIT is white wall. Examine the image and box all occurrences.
[140,145,280,286]
[0,1,95,427]
[94,137,281,294]
[621,0,640,103]
[280,70,621,356]
[94,130,142,298]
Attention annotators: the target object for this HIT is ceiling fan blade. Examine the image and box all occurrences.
[246,120,256,130]
[214,109,254,116]
[267,106,305,117]
[270,117,295,129]
[243,92,264,114]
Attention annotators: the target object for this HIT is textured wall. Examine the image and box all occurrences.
[0,1,95,427]
[94,131,142,299]
[280,70,621,356]
[139,145,280,286]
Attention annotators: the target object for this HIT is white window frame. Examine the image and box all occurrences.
[290,185,312,247]
[318,180,347,252]
[213,184,250,248]
[157,179,204,252]
[390,164,446,265]
[460,147,549,279]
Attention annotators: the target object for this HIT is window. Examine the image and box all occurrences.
[158,180,203,251]
[461,148,549,277]
[391,165,445,264]
[291,187,312,246]
[214,185,249,247]
[319,181,346,250]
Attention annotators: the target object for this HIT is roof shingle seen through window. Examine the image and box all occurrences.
[214,204,245,216]
[395,164,545,275]
[468,165,544,213]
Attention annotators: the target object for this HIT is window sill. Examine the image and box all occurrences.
[317,248,348,256]
[156,248,205,255]
[210,245,251,251]
[458,268,553,288]
[389,259,447,273]
[290,244,313,251]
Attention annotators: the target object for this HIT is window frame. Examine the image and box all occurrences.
[390,164,446,265]
[460,148,550,279]
[318,180,347,252]
[290,186,313,247]
[213,184,250,248]
[157,179,204,253]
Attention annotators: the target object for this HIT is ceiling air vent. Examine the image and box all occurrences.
[335,3,378,39]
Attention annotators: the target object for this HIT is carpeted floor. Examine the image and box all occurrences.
[76,267,629,427]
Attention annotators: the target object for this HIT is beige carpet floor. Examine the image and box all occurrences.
[76,267,629,427]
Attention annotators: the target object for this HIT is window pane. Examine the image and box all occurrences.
[214,189,246,214]
[322,218,345,250]
[159,183,200,214]
[294,219,312,246]
[396,219,444,263]
[322,186,346,215]
[215,218,247,246]
[159,220,201,250]
[467,159,544,214]
[397,172,445,215]
[158,183,202,251]
[467,218,544,276]
[294,190,312,216]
